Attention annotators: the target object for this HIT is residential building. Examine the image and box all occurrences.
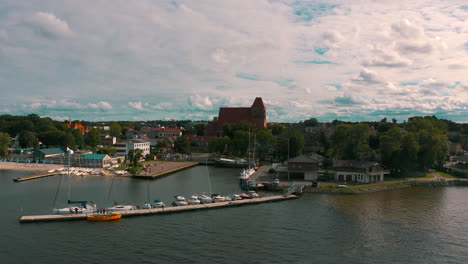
[157,127,183,138]
[114,139,150,158]
[287,155,321,180]
[205,97,267,137]
[99,134,117,147]
[333,160,389,183]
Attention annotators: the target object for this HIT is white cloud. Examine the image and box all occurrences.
[352,68,384,84]
[26,12,73,38]
[421,78,449,89]
[88,101,112,111]
[188,95,213,111]
[128,102,145,111]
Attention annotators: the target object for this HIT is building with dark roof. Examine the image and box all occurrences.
[287,155,321,180]
[205,97,267,137]
[333,160,389,183]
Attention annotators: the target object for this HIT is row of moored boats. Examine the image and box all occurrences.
[53,191,260,215]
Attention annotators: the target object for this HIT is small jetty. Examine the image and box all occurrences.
[19,194,298,223]
[13,172,60,182]
[132,162,200,180]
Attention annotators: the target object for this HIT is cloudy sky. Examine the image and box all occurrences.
[0,0,467,122]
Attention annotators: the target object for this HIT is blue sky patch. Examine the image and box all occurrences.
[329,84,342,90]
[273,79,295,87]
[314,47,330,55]
[235,73,260,81]
[334,96,358,105]
[400,82,418,86]
[464,43,468,50]
[298,60,334,64]
[461,5,468,11]
[292,2,337,22]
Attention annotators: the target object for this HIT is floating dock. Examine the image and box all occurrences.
[19,194,298,223]
[13,173,60,182]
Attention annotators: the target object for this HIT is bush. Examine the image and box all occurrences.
[268,168,276,173]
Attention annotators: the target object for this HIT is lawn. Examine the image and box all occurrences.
[434,170,458,179]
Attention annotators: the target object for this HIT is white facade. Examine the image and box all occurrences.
[114,139,150,158]
[335,171,384,183]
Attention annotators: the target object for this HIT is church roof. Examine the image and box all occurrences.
[251,97,265,108]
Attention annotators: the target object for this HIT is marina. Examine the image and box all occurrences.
[19,194,298,223]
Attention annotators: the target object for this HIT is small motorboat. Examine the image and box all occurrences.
[107,204,136,212]
[231,194,242,200]
[172,196,188,206]
[248,190,260,198]
[87,214,122,222]
[152,199,165,208]
[199,194,212,204]
[188,196,201,205]
[240,193,250,199]
[211,194,226,203]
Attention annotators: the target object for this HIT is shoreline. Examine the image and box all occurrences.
[0,163,64,172]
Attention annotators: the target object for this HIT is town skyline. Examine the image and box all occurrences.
[0,0,467,123]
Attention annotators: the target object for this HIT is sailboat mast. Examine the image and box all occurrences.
[206,159,212,195]
[67,152,71,201]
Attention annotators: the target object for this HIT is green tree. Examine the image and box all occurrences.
[174,135,191,153]
[71,129,84,148]
[18,131,38,149]
[97,147,116,155]
[109,122,122,137]
[271,124,286,135]
[303,118,319,127]
[38,131,67,147]
[255,130,276,160]
[208,136,231,154]
[85,128,100,148]
[195,123,206,136]
[288,130,305,157]
[64,131,76,150]
[0,132,11,157]
[379,127,402,168]
[399,132,419,172]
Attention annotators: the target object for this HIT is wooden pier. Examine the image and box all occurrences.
[19,194,298,223]
[13,173,60,182]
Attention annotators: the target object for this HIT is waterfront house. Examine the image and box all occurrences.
[82,153,112,168]
[286,155,321,181]
[333,160,389,183]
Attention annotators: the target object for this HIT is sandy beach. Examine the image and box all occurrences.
[0,162,64,172]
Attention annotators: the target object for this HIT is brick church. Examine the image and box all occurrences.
[205,97,267,137]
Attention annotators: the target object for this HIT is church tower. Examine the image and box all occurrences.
[250,97,267,129]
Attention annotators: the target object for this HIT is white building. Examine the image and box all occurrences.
[157,127,183,138]
[114,139,150,158]
[333,160,389,183]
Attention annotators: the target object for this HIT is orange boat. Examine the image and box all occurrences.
[87,214,122,221]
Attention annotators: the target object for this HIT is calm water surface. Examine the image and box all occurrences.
[0,167,467,264]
